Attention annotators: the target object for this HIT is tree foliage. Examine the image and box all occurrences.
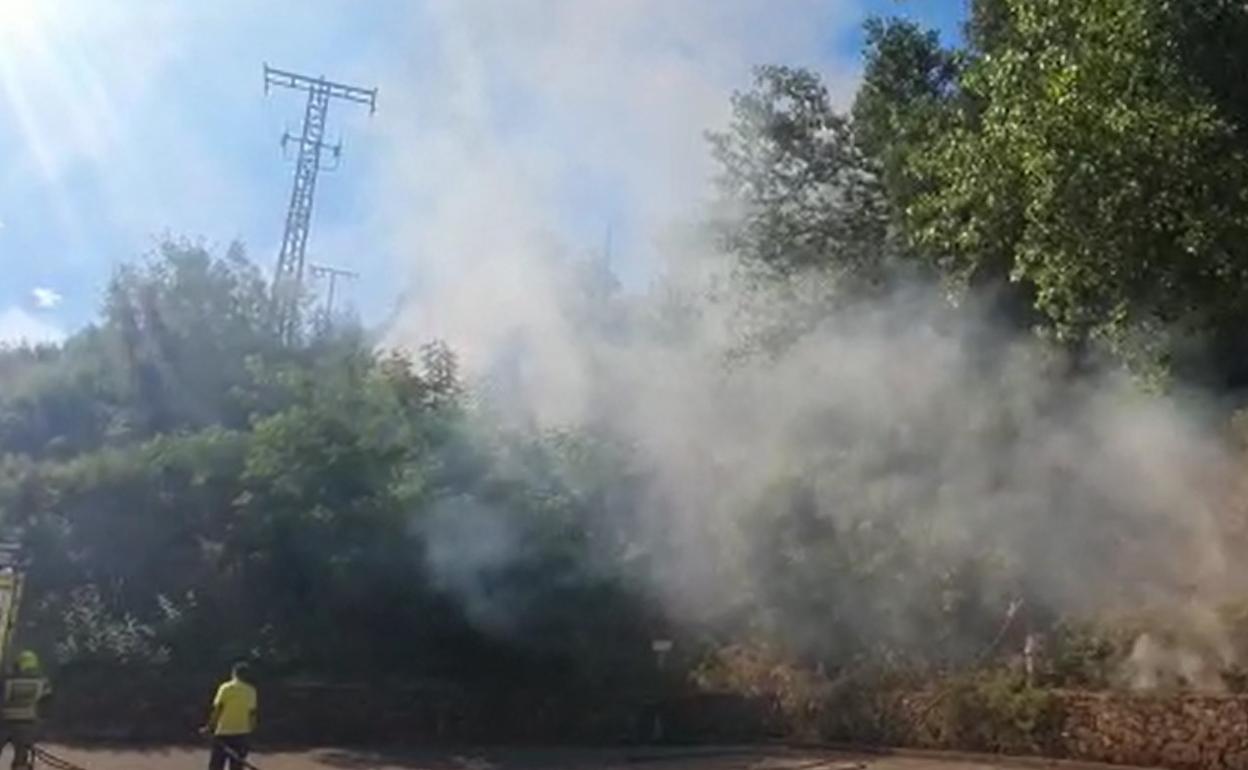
[708,65,893,289]
[0,242,657,687]
[857,0,1248,379]
[7,0,1248,703]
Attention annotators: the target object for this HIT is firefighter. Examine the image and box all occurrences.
[201,661,257,770]
[1,650,51,770]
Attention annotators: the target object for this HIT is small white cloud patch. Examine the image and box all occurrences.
[30,287,63,309]
[0,306,65,347]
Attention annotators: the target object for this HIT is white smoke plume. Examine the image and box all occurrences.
[378,2,1248,683]
[380,0,861,421]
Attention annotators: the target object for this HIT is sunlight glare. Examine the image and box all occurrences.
[0,0,51,48]
[0,0,127,185]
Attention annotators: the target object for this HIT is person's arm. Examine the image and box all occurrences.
[249,692,258,733]
[201,686,224,735]
[203,704,222,735]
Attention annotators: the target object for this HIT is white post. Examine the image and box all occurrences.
[651,639,673,742]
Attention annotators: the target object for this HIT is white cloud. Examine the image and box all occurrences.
[30,287,62,309]
[0,306,65,347]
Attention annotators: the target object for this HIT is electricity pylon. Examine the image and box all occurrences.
[263,64,376,344]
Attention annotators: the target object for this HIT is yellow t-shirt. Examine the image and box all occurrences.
[212,678,257,736]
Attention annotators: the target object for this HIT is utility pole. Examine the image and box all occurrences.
[263,64,376,344]
[309,263,358,333]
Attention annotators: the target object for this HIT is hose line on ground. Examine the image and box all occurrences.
[33,746,92,770]
[34,742,266,770]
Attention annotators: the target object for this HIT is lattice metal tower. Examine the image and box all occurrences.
[309,262,359,334]
[263,64,377,344]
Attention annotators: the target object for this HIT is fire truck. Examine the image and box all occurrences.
[0,542,26,671]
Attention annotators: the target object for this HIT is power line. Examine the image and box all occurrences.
[309,262,359,333]
[263,64,376,344]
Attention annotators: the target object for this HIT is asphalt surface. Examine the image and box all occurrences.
[19,745,1078,770]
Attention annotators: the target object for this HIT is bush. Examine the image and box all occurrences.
[924,669,1065,755]
[1043,621,1120,689]
[54,585,169,666]
[690,642,828,738]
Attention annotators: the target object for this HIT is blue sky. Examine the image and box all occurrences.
[0,0,966,347]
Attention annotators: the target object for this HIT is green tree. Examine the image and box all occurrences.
[708,65,892,287]
[862,0,1248,378]
[103,239,278,435]
[0,240,280,458]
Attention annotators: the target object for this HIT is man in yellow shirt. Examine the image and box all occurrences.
[201,662,257,770]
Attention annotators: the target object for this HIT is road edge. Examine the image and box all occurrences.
[625,742,1164,770]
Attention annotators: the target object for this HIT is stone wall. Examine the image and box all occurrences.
[1055,692,1248,770]
[828,689,1248,770]
[38,666,1248,770]
[40,667,775,745]
[44,677,641,744]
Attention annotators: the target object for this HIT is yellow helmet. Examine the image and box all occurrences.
[15,650,38,674]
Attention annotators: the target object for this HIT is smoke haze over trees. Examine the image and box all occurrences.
[5,0,1248,700]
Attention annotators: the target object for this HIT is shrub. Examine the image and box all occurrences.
[924,669,1065,755]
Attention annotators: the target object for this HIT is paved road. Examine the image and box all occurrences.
[25,745,1054,770]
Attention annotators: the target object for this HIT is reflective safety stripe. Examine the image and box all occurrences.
[1,677,47,721]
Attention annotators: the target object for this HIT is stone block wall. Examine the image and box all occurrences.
[36,665,1248,770]
[1054,692,1248,770]
[40,667,774,746]
[830,689,1248,770]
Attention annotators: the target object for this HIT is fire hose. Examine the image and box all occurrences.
[32,747,92,770]
[212,739,266,770]
[32,739,267,770]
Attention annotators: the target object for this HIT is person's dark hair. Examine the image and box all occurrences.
[232,661,252,682]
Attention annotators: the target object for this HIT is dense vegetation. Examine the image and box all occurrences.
[0,244,657,687]
[5,0,1248,701]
